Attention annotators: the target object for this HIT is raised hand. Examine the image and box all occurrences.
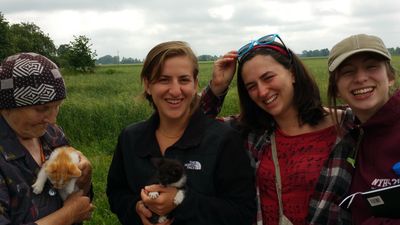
[210,50,238,96]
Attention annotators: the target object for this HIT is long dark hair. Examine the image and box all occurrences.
[237,44,327,135]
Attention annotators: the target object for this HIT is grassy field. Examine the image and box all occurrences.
[58,56,400,225]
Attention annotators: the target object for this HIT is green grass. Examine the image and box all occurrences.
[301,57,330,102]
[58,56,400,225]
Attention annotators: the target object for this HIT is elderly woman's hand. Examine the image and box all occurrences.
[75,150,92,195]
[35,190,95,225]
[64,190,95,222]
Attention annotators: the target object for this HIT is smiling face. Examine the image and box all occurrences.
[145,56,198,122]
[1,100,62,139]
[336,53,394,122]
[241,54,296,121]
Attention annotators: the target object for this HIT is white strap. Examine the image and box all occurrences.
[270,133,284,218]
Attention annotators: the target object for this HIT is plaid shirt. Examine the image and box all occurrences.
[310,90,400,225]
[200,85,356,225]
[307,120,356,225]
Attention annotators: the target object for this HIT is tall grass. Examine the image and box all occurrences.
[301,57,330,102]
[58,56,400,225]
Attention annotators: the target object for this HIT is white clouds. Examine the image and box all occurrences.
[314,0,352,16]
[6,8,148,58]
[7,9,146,40]
[145,24,168,35]
[208,5,234,21]
[261,1,314,23]
[2,0,399,59]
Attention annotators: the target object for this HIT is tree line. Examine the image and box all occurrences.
[301,47,400,57]
[0,12,96,72]
[96,54,221,64]
[96,55,143,65]
[97,47,400,65]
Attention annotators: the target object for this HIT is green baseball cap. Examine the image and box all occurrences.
[328,34,391,72]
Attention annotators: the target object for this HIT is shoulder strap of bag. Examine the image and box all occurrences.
[271,133,284,217]
[271,132,293,225]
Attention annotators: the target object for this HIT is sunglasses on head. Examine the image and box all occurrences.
[237,34,292,63]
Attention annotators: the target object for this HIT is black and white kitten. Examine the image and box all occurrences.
[147,158,186,224]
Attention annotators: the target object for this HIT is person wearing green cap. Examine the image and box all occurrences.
[308,34,400,224]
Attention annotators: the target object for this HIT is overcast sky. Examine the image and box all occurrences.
[2,0,399,59]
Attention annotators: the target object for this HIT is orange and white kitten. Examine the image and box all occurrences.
[32,146,82,200]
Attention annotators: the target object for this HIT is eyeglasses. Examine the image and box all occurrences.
[237,34,292,63]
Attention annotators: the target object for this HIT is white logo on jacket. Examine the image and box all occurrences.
[371,178,400,188]
[184,161,202,170]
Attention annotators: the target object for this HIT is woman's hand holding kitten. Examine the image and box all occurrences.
[141,185,178,216]
[75,150,92,196]
[136,199,174,225]
[31,146,93,200]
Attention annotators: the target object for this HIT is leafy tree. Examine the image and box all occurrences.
[9,22,56,60]
[0,12,12,60]
[96,55,112,64]
[320,48,329,56]
[109,56,120,64]
[96,55,142,64]
[65,35,97,72]
[96,55,117,64]
[388,47,400,55]
[198,54,219,61]
[301,48,330,57]
[56,44,72,67]
[57,44,71,56]
[120,57,142,64]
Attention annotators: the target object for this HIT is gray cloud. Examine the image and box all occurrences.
[2,0,399,59]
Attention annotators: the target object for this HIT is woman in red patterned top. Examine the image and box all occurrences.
[201,34,345,225]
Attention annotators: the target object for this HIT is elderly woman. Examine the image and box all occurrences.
[0,53,94,225]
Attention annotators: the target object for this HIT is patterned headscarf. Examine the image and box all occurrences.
[0,52,66,109]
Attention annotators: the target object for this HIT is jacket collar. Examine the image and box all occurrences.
[136,108,207,157]
[0,116,28,161]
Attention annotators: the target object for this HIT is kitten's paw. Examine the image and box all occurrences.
[158,216,168,223]
[173,189,185,205]
[148,191,159,199]
[31,182,44,194]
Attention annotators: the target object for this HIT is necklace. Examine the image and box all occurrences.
[39,144,46,164]
[157,128,184,139]
[19,137,46,165]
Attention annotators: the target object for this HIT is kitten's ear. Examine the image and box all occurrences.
[68,165,82,177]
